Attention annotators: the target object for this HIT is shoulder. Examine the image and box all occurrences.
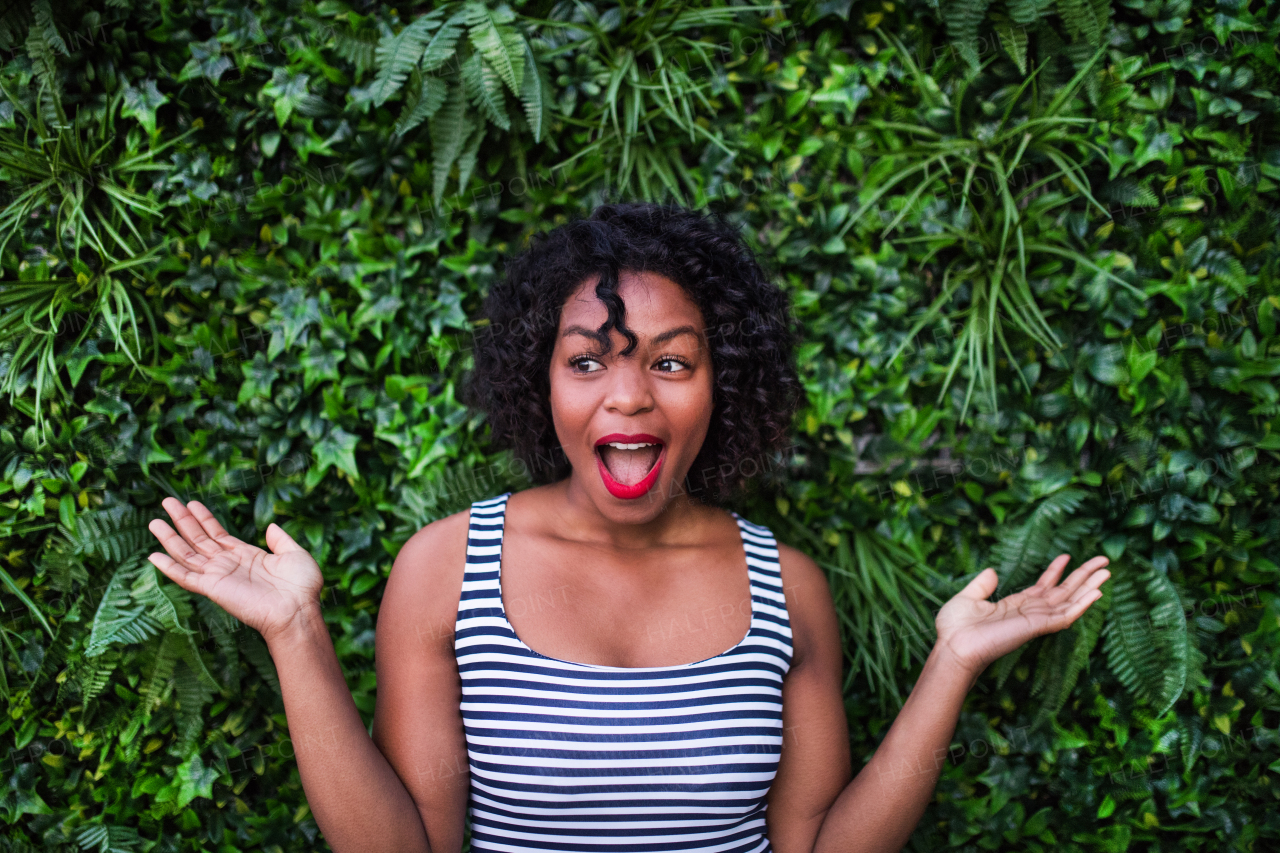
[376,505,477,655]
[773,538,840,672]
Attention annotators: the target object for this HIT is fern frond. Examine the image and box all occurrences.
[63,504,152,562]
[178,629,221,693]
[995,19,1028,74]
[430,82,471,202]
[36,536,89,589]
[173,660,217,749]
[240,631,280,694]
[1056,0,1098,44]
[59,649,120,705]
[1030,598,1104,725]
[1089,0,1113,45]
[86,559,162,656]
[371,11,443,107]
[1050,517,1100,558]
[1202,249,1248,294]
[1101,178,1159,207]
[421,11,466,73]
[1102,562,1192,715]
[195,595,241,693]
[464,1,524,93]
[394,74,448,136]
[520,41,547,142]
[1007,0,1052,26]
[130,563,192,631]
[945,0,991,70]
[333,28,379,77]
[131,564,222,692]
[80,650,119,703]
[31,0,65,56]
[24,28,58,103]
[462,53,510,130]
[454,118,487,196]
[1178,712,1204,771]
[141,630,181,709]
[991,487,1089,590]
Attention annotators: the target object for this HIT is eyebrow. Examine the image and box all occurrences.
[559,324,702,349]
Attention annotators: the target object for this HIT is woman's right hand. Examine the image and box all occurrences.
[147,497,324,645]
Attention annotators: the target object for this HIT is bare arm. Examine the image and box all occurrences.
[807,643,973,852]
[265,604,433,853]
[147,499,471,853]
[767,548,1110,853]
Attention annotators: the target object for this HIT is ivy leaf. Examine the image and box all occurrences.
[301,339,345,389]
[311,426,360,483]
[179,37,233,83]
[262,68,311,128]
[121,79,168,134]
[175,753,217,809]
[429,282,469,337]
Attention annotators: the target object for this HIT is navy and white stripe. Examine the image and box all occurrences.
[454,493,793,852]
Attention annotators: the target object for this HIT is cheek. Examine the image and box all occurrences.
[548,373,595,444]
[665,374,715,446]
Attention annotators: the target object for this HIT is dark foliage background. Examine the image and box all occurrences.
[0,0,1278,850]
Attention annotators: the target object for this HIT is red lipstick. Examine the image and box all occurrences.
[594,434,665,500]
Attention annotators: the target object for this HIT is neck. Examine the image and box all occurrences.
[543,472,710,549]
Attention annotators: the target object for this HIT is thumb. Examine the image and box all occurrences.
[959,567,1000,601]
[265,522,305,555]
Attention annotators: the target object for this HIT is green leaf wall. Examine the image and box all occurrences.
[0,0,1278,850]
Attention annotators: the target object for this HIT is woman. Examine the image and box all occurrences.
[146,203,1110,853]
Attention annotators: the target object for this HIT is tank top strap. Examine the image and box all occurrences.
[464,492,510,573]
[730,512,793,662]
[455,493,511,629]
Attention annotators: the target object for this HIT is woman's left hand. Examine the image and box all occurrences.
[933,554,1111,677]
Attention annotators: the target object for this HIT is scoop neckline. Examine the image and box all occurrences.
[488,492,757,672]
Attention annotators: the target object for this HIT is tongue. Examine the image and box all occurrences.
[598,446,661,485]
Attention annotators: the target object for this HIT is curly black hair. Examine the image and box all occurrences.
[463,202,802,502]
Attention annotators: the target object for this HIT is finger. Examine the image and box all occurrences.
[1056,555,1111,596]
[1031,554,1073,591]
[148,551,209,597]
[160,497,223,556]
[1067,567,1110,604]
[1062,588,1103,624]
[959,567,999,601]
[147,518,205,568]
[265,522,306,555]
[186,500,236,544]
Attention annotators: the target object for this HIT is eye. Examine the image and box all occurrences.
[654,356,690,373]
[570,355,604,374]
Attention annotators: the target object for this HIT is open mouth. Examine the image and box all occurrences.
[594,433,665,499]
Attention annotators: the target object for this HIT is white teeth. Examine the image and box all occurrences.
[604,442,657,450]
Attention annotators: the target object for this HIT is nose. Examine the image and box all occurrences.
[602,359,655,416]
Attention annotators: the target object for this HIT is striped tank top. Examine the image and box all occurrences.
[454,493,793,852]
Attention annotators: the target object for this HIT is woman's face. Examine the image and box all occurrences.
[549,270,714,521]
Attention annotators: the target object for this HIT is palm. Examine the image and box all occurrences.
[147,497,323,643]
[935,554,1111,674]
